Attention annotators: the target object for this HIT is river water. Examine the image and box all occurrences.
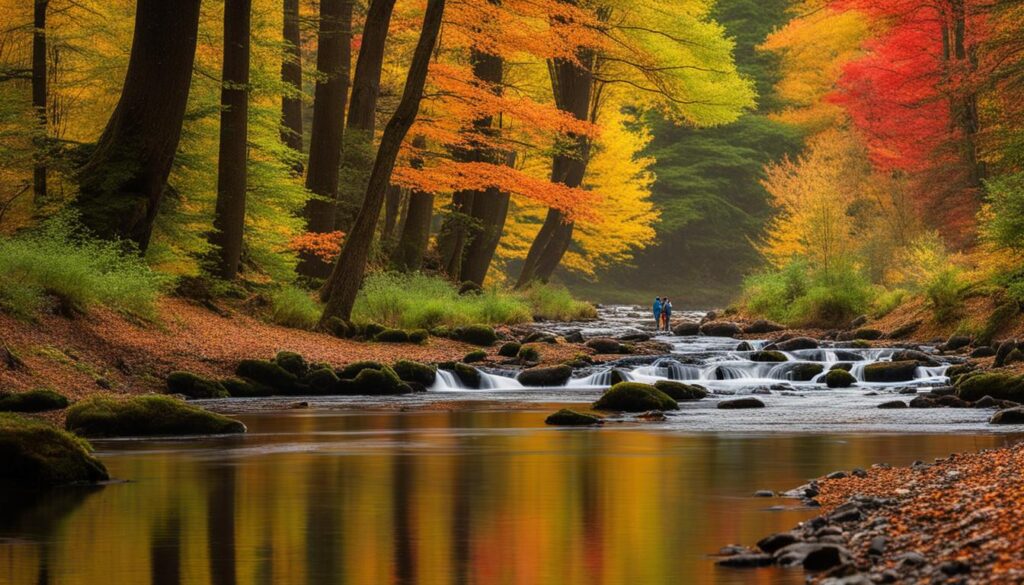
[2,307,1022,585]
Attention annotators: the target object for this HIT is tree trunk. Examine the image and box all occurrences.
[333,0,397,232]
[32,0,48,205]
[435,50,504,281]
[383,183,402,242]
[391,135,432,272]
[319,0,446,324]
[210,0,252,280]
[280,0,303,172]
[73,0,202,250]
[515,50,594,287]
[460,150,515,286]
[297,0,352,278]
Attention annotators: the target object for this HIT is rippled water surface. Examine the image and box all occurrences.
[1,410,1021,585]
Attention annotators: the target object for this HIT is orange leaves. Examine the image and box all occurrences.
[394,159,599,222]
[288,231,345,263]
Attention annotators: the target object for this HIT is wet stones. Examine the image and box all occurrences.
[585,337,627,354]
[517,365,572,387]
[862,361,919,383]
[776,337,819,351]
[889,349,941,367]
[717,397,766,409]
[788,363,825,382]
[749,350,788,363]
[699,321,742,338]
[672,321,701,336]
[593,382,679,412]
[990,406,1024,424]
[757,532,799,554]
[825,369,857,388]
[544,409,602,426]
[956,372,1024,402]
[653,380,707,401]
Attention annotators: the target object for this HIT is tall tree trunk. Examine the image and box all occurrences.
[73,0,202,250]
[459,151,515,286]
[382,183,402,243]
[319,0,446,324]
[297,0,352,278]
[392,135,432,272]
[515,50,594,287]
[210,0,252,279]
[435,50,504,281]
[950,0,984,187]
[280,0,304,172]
[32,0,48,205]
[333,0,397,232]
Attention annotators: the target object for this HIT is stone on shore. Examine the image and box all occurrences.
[166,371,230,399]
[66,395,246,437]
[0,389,70,413]
[0,413,109,485]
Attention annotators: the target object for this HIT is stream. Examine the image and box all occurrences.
[1,306,1021,585]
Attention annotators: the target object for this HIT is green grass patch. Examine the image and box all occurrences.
[0,213,167,320]
[267,285,321,330]
[740,259,872,328]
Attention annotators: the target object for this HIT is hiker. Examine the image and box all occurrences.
[662,297,673,332]
[653,297,662,330]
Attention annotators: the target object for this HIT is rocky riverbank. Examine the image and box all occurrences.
[717,440,1024,584]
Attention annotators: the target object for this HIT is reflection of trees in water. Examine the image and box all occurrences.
[151,509,182,585]
[207,463,237,585]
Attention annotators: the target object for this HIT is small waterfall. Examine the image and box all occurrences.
[431,369,463,391]
[849,362,868,382]
[479,371,523,390]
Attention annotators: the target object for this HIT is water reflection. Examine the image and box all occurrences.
[0,410,1019,585]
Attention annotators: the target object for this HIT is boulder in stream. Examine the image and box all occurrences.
[825,369,856,388]
[990,406,1024,424]
[517,365,572,387]
[862,360,919,383]
[700,321,742,338]
[788,363,824,382]
[956,372,1024,402]
[654,381,708,401]
[236,359,299,394]
[717,397,766,409]
[749,350,787,363]
[0,413,109,485]
[545,409,602,426]
[672,321,701,336]
[776,337,819,351]
[593,382,679,412]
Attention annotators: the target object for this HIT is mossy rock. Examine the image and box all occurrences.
[609,368,630,386]
[66,395,246,437]
[853,328,884,340]
[653,381,707,401]
[863,361,918,383]
[273,351,309,377]
[166,371,229,399]
[749,350,787,363]
[304,368,340,395]
[455,324,497,346]
[430,326,453,339]
[346,366,410,395]
[392,360,437,386]
[517,365,572,387]
[849,340,871,349]
[829,362,853,372]
[585,338,624,354]
[990,407,1024,424]
[323,316,352,338]
[517,345,541,362]
[358,322,385,339]
[375,329,410,343]
[337,360,386,380]
[0,389,70,413]
[825,369,856,388]
[545,409,602,426]
[787,363,824,382]
[945,363,975,379]
[717,397,766,409]
[956,373,1024,402]
[498,342,522,358]
[408,329,429,344]
[463,350,487,363]
[220,377,273,398]
[0,414,108,485]
[235,360,298,394]
[593,382,678,412]
[775,337,819,351]
[453,363,481,388]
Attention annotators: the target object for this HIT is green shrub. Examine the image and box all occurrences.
[0,414,109,485]
[267,286,320,330]
[872,288,907,319]
[740,259,871,328]
[66,395,246,437]
[926,267,967,323]
[166,371,229,399]
[0,389,70,413]
[0,213,166,320]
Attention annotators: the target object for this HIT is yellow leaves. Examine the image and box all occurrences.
[760,6,871,131]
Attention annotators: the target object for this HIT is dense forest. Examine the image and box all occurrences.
[1,0,1024,332]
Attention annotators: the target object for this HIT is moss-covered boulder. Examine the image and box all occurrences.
[166,372,229,399]
[361,323,386,339]
[863,361,919,383]
[455,324,497,346]
[545,409,602,426]
[956,372,1024,402]
[593,382,678,412]
[452,363,481,389]
[375,329,410,343]
[339,365,411,395]
[699,321,742,337]
[825,369,857,388]
[273,351,309,377]
[743,320,786,334]
[749,350,787,363]
[517,345,541,362]
[585,338,624,354]
[323,317,353,338]
[66,395,246,437]
[0,389,70,413]
[304,368,340,394]
[717,397,766,409]
[517,365,572,387]
[853,328,883,340]
[654,381,707,401]
[236,359,298,394]
[408,329,429,344]
[0,414,108,485]
[829,362,853,372]
[337,360,385,380]
[220,377,273,398]
[463,350,487,363]
[392,360,437,386]
[890,349,940,367]
[990,407,1024,424]
[788,363,824,382]
[498,342,522,358]
[776,337,819,351]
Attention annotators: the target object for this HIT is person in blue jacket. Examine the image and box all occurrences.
[653,297,662,330]
[662,297,673,332]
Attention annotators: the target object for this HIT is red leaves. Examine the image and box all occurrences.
[288,231,345,262]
